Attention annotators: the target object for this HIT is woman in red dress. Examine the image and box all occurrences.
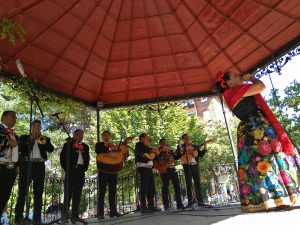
[215,71,300,212]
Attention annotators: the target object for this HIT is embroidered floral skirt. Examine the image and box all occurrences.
[237,111,300,212]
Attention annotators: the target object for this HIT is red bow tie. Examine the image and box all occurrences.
[5,128,14,135]
[74,143,84,152]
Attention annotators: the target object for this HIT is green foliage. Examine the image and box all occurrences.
[0,16,26,45]
[267,80,300,144]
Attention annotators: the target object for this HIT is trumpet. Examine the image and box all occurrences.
[37,135,47,145]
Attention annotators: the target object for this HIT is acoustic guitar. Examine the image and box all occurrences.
[153,147,175,173]
[180,139,212,165]
[96,137,134,173]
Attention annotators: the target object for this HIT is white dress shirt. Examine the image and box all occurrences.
[0,123,18,163]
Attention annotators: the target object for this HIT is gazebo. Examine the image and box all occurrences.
[1,1,300,224]
[0,0,299,108]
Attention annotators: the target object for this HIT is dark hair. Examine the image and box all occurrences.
[215,71,231,93]
[139,133,147,141]
[101,130,111,136]
[181,134,188,139]
[1,110,16,121]
[31,119,41,126]
[159,138,166,143]
[73,129,84,134]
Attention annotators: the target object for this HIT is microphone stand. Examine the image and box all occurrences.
[22,81,45,225]
[51,114,72,224]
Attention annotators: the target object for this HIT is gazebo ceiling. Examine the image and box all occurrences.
[0,0,299,107]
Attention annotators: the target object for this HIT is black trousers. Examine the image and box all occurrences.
[138,167,155,210]
[15,162,45,223]
[98,171,118,216]
[0,165,17,214]
[63,166,85,219]
[183,164,203,204]
[160,168,183,208]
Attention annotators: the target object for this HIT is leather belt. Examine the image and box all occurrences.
[0,161,11,165]
[183,162,197,166]
[24,158,45,162]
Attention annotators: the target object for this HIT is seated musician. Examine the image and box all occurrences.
[135,133,161,214]
[156,138,184,210]
[95,131,121,219]
[176,134,208,207]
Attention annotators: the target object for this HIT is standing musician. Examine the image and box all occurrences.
[60,129,89,224]
[155,138,184,210]
[135,133,161,214]
[15,120,54,224]
[95,131,123,219]
[176,134,208,207]
[0,111,19,215]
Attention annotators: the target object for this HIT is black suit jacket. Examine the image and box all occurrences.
[60,141,90,172]
[19,134,54,161]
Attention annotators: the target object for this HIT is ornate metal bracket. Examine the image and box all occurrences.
[255,45,300,78]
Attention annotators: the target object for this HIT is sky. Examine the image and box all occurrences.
[258,52,300,99]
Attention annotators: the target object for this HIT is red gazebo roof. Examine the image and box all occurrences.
[0,0,299,107]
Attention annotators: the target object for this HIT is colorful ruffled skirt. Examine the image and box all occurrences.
[237,111,300,212]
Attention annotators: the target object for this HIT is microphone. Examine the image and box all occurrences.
[16,59,26,78]
[49,112,64,117]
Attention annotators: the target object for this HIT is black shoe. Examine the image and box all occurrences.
[149,207,161,213]
[97,215,105,220]
[164,207,169,211]
[71,217,87,224]
[177,205,186,210]
[198,202,209,207]
[186,203,193,208]
[141,209,154,215]
[110,212,121,218]
[60,218,69,224]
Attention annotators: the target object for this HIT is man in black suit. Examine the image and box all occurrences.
[0,110,19,215]
[95,131,120,219]
[135,133,161,214]
[60,129,89,224]
[15,119,54,224]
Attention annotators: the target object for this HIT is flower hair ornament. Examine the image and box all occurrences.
[216,71,227,89]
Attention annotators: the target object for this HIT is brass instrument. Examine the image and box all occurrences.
[37,135,47,145]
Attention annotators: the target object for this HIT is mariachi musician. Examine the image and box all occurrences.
[154,138,184,210]
[176,134,210,207]
[95,131,131,219]
[15,119,54,225]
[0,111,19,215]
[60,129,89,224]
[135,133,161,214]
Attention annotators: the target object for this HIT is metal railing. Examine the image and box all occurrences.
[3,163,239,223]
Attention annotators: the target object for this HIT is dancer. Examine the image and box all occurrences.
[215,71,300,212]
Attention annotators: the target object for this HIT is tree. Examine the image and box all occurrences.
[267,80,300,145]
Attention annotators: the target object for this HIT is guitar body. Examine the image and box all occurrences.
[96,144,128,173]
[180,153,194,165]
[98,162,123,173]
[153,159,169,173]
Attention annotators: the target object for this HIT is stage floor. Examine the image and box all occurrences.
[82,204,299,225]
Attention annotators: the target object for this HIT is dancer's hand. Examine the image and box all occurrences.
[241,73,252,81]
